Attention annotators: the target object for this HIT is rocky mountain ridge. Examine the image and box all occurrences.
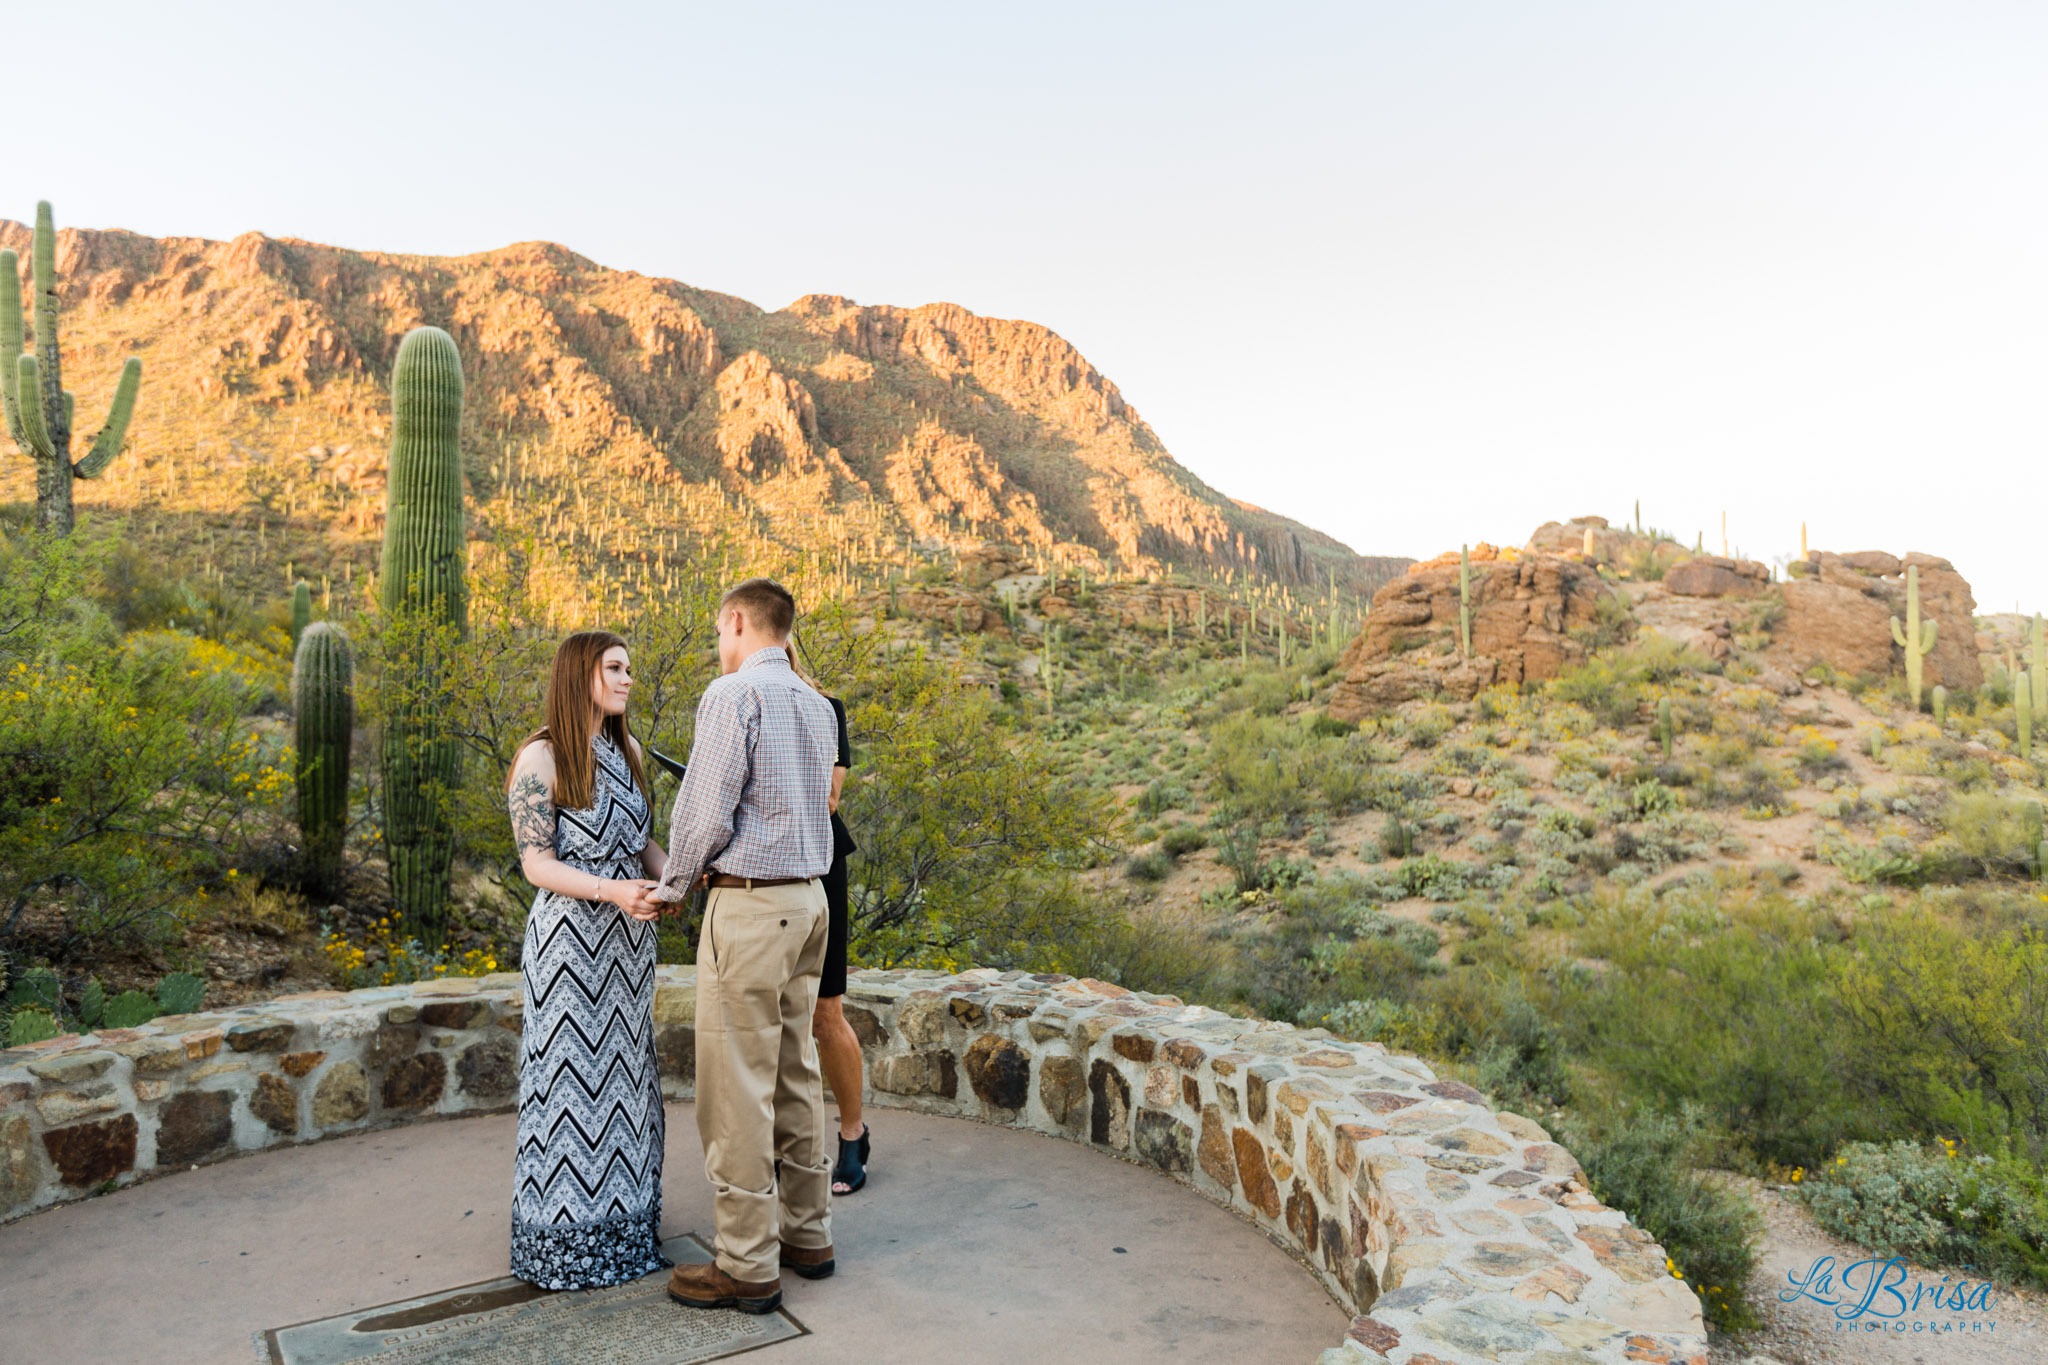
[0,220,1404,592]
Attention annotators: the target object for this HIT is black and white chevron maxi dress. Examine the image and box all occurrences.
[509,731,669,1289]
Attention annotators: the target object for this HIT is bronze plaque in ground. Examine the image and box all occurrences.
[258,1234,805,1365]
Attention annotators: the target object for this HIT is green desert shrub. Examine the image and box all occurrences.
[1797,1140,2048,1290]
[1136,778,1191,817]
[1159,825,1209,858]
[1558,1104,1762,1333]
[1126,851,1171,883]
[1319,996,1453,1058]
[1942,792,2045,876]
[1559,892,1869,1166]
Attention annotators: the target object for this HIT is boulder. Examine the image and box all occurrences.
[1768,580,1892,679]
[1662,555,1768,598]
[1526,516,1612,558]
[1837,550,1902,577]
[1781,550,1981,688]
[1907,560,1982,689]
[1327,554,1614,716]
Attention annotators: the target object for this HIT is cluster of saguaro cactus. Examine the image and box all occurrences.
[378,326,469,944]
[294,622,355,896]
[1458,545,1473,658]
[1890,565,1937,711]
[1,202,143,535]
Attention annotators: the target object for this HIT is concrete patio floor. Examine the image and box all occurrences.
[0,1103,1347,1364]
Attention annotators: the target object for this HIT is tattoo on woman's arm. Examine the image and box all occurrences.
[509,773,555,857]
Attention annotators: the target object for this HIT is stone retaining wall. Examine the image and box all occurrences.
[0,966,1706,1365]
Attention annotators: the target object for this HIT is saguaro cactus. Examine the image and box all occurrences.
[1889,565,1937,711]
[293,622,355,896]
[2018,672,2034,761]
[1657,697,1674,760]
[378,326,468,945]
[1931,685,1947,728]
[290,579,312,649]
[1458,544,1473,658]
[1,202,143,535]
[2031,614,2047,719]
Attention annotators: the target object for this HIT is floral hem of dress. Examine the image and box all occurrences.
[509,1209,671,1290]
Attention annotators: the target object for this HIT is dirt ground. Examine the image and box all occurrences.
[1710,1177,2045,1365]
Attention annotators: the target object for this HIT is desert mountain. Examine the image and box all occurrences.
[0,220,1403,592]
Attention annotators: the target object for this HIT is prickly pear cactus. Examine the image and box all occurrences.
[7,1008,59,1047]
[101,991,160,1029]
[155,971,205,1017]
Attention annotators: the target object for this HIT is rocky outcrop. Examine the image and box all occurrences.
[1328,555,1615,716]
[1528,516,1621,559]
[1660,554,1769,598]
[883,423,1053,547]
[1771,550,1981,688]
[1406,542,1517,575]
[1770,580,1894,679]
[1630,590,1737,662]
[1,968,1706,1365]
[1527,518,1693,580]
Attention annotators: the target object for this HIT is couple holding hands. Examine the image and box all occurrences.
[501,577,869,1314]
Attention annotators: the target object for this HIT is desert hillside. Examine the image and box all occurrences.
[0,220,1404,599]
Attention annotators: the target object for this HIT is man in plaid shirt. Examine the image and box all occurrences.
[655,578,840,1313]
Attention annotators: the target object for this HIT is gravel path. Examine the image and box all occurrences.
[1709,1177,2045,1364]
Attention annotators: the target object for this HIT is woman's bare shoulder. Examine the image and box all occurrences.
[512,735,557,783]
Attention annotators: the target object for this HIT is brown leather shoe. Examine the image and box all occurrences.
[667,1260,782,1314]
[779,1241,836,1280]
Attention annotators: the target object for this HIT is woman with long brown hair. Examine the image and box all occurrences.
[503,630,671,1289]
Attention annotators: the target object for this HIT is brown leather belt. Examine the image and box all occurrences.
[706,874,815,890]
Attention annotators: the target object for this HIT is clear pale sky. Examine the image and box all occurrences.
[15,1,2045,611]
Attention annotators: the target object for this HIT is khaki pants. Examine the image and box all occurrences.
[693,878,832,1282]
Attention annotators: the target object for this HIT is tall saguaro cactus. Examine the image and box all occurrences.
[1,202,143,535]
[1458,544,1473,658]
[378,326,468,944]
[2031,614,2047,720]
[2019,672,2035,761]
[1889,565,1937,711]
[294,623,355,897]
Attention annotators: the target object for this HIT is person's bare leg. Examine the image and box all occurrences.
[812,995,866,1188]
